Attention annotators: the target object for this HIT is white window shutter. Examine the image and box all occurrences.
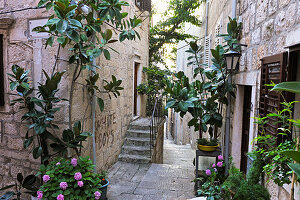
[204,35,211,67]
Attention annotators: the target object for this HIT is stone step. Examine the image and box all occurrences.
[124,137,151,147]
[127,129,150,138]
[121,145,151,156]
[118,153,151,163]
[128,124,151,131]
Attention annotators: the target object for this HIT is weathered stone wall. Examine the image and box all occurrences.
[151,120,165,164]
[174,0,300,199]
[236,0,300,199]
[0,0,149,188]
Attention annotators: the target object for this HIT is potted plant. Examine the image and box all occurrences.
[36,156,108,200]
[197,138,219,151]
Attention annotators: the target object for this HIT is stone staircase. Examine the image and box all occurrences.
[118,118,152,163]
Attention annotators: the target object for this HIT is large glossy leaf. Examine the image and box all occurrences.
[281,151,300,163]
[288,163,300,177]
[32,146,42,159]
[165,100,176,109]
[97,97,104,112]
[271,82,300,94]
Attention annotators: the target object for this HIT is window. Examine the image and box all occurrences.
[135,0,151,12]
[259,52,297,143]
[204,35,211,67]
[0,34,4,106]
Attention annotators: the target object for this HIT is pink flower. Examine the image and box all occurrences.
[217,161,223,167]
[94,191,101,199]
[205,169,211,176]
[57,194,64,200]
[214,168,217,172]
[56,162,61,166]
[74,172,82,180]
[212,163,216,168]
[60,182,68,190]
[218,155,224,160]
[43,175,50,182]
[78,181,84,187]
[71,158,77,167]
[37,191,43,200]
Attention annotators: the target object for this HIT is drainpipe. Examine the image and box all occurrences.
[205,0,209,37]
[91,9,97,173]
[224,0,237,175]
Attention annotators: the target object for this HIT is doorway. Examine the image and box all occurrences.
[133,62,141,116]
[240,86,252,173]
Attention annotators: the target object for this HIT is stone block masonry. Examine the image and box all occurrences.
[0,0,149,187]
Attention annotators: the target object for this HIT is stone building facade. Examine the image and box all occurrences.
[0,0,149,187]
[174,0,300,199]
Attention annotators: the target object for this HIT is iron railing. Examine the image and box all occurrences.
[149,95,164,159]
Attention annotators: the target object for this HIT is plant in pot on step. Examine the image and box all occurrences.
[37,156,109,200]
[197,134,219,152]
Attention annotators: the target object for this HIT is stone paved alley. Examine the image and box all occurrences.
[107,138,197,200]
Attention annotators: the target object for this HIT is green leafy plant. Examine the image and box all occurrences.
[222,157,270,200]
[37,156,106,200]
[165,18,242,144]
[0,173,38,200]
[253,101,299,186]
[197,156,225,199]
[150,0,203,66]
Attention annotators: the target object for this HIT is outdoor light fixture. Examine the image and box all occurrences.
[224,49,241,71]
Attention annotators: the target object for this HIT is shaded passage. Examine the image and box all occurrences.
[107,138,196,199]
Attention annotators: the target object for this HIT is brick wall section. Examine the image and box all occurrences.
[0,0,149,188]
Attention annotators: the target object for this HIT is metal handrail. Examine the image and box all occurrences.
[149,95,163,159]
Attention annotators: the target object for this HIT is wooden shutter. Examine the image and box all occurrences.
[259,52,288,143]
[0,34,4,106]
[135,0,151,12]
[204,35,211,67]
[215,24,221,47]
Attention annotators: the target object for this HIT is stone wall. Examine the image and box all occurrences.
[0,0,149,188]
[174,0,300,199]
[151,120,165,164]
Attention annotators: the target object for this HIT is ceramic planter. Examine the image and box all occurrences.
[197,144,219,151]
[99,179,109,200]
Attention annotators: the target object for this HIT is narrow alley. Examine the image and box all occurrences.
[107,135,197,200]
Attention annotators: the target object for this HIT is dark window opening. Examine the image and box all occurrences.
[0,34,4,106]
[135,0,151,12]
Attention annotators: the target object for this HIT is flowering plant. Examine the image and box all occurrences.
[197,155,226,199]
[37,156,105,200]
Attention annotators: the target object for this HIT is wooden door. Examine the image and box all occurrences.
[134,63,139,116]
[240,86,252,173]
[0,35,4,106]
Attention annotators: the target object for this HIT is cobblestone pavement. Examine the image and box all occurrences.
[107,139,197,200]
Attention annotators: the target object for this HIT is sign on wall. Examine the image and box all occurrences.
[28,18,49,39]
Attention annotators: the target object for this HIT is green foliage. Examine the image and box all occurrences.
[150,0,203,66]
[136,66,170,116]
[164,18,242,142]
[34,0,141,113]
[233,182,270,200]
[253,101,299,186]
[8,65,92,164]
[0,173,38,200]
[38,156,107,200]
[222,158,270,200]
[271,82,300,94]
[197,138,218,146]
